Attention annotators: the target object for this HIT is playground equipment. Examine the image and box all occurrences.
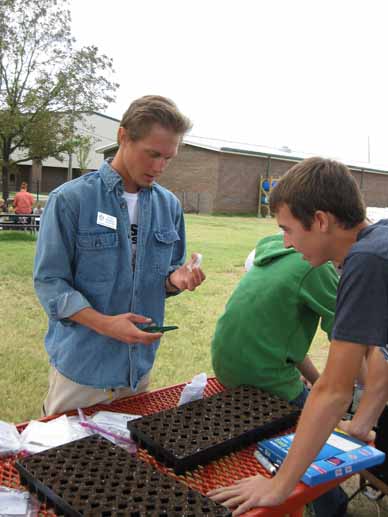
[258,176,279,217]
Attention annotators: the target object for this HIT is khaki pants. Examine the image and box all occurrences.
[42,366,150,416]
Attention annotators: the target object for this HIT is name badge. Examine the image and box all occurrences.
[97,211,117,230]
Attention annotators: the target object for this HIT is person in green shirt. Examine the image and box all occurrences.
[211,233,349,517]
[211,233,338,404]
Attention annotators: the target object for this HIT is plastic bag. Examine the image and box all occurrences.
[20,414,89,454]
[0,421,22,457]
[0,486,38,516]
[77,409,140,453]
[178,372,208,406]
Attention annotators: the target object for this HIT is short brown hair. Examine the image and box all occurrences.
[269,157,366,229]
[119,95,192,142]
[20,182,28,190]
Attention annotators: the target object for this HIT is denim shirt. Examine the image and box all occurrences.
[34,160,186,389]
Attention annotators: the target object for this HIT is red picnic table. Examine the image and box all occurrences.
[0,378,349,516]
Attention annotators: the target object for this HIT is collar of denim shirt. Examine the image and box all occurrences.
[100,158,156,196]
[99,159,124,192]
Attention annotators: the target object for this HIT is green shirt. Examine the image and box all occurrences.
[211,234,338,401]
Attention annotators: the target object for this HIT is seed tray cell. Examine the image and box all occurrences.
[15,435,231,516]
[128,385,300,473]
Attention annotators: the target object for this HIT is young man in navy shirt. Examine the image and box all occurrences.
[210,156,388,516]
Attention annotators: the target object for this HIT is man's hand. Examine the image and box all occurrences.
[337,347,388,443]
[100,313,164,345]
[71,308,162,345]
[337,419,376,442]
[208,475,289,516]
[168,253,206,292]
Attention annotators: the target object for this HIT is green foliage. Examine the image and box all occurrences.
[74,135,94,173]
[0,0,118,199]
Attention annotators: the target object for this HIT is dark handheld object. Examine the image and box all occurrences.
[143,325,179,333]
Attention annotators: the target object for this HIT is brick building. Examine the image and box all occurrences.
[98,135,388,215]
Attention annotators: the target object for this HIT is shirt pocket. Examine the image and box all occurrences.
[75,231,119,281]
[153,229,180,276]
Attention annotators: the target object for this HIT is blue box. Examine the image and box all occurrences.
[257,430,385,486]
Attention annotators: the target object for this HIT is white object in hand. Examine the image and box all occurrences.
[187,253,203,272]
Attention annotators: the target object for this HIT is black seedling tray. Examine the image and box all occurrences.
[128,385,300,474]
[15,435,231,516]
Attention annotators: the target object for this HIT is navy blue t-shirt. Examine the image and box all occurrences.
[332,219,388,354]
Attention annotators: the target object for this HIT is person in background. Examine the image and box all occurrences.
[34,95,205,416]
[13,182,34,217]
[33,203,44,215]
[33,203,44,230]
[0,198,7,225]
[209,157,388,516]
[211,232,347,516]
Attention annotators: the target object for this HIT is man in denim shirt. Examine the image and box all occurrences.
[34,96,205,415]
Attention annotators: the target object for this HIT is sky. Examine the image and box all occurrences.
[70,0,388,167]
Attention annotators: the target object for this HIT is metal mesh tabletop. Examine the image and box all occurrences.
[0,378,343,516]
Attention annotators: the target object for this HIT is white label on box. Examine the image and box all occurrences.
[327,433,359,452]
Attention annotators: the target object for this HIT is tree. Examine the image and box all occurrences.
[0,0,118,201]
[74,134,94,175]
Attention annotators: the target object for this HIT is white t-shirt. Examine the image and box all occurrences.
[122,191,138,266]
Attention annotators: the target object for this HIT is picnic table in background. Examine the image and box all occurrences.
[0,378,352,516]
[0,212,41,233]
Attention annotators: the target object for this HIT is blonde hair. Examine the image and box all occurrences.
[119,95,192,143]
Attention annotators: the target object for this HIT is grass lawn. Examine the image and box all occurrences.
[0,216,330,423]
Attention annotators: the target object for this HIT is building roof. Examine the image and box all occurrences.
[96,142,119,154]
[92,111,120,123]
[96,134,388,175]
